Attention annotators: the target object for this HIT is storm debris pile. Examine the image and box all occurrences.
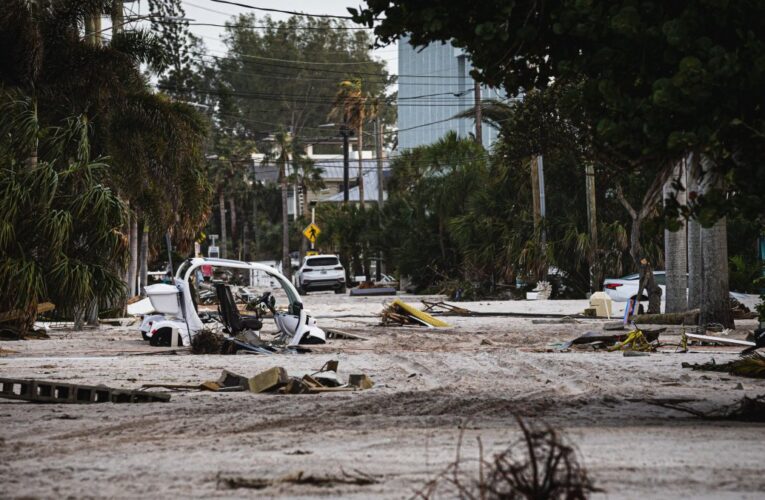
[200,361,374,395]
[380,299,450,327]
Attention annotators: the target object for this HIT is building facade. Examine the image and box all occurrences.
[397,37,504,151]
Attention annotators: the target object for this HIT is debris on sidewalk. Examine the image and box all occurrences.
[630,309,700,325]
[682,332,756,350]
[650,394,765,422]
[421,301,474,316]
[217,469,379,490]
[608,328,658,352]
[532,317,579,325]
[554,327,663,351]
[681,352,765,379]
[0,377,170,404]
[381,299,450,327]
[248,361,374,395]
[350,287,397,296]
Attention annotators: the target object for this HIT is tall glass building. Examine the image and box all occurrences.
[397,37,503,151]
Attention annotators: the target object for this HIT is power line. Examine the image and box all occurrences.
[207,0,358,20]
[186,21,372,30]
[202,52,461,79]
[157,84,480,106]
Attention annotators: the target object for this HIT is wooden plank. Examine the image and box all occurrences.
[685,333,755,347]
[0,302,55,323]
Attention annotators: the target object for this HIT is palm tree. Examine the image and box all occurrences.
[1,0,210,309]
[330,79,368,208]
[0,99,127,336]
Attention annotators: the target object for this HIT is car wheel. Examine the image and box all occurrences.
[335,285,346,294]
[297,285,306,295]
[149,328,181,347]
[141,331,150,341]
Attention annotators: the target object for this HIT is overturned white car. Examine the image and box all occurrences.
[140,258,326,348]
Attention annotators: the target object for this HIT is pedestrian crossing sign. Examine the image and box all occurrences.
[303,223,321,243]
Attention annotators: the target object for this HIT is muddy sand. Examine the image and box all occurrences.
[1,294,763,498]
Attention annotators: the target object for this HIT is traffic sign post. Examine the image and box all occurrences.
[303,222,321,247]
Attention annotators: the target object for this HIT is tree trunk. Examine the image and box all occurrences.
[615,178,669,315]
[228,195,237,258]
[664,161,688,313]
[698,156,733,329]
[252,188,258,258]
[218,190,227,259]
[687,153,702,309]
[281,165,291,280]
[139,221,149,294]
[700,216,733,329]
[86,300,98,326]
[128,210,138,297]
[357,129,365,209]
[584,163,599,292]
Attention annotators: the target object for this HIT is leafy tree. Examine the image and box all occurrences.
[356,1,765,325]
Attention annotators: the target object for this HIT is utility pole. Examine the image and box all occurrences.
[585,163,599,293]
[375,115,384,207]
[474,81,482,146]
[340,124,350,204]
[374,115,384,281]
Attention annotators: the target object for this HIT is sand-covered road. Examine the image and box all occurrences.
[1,294,763,498]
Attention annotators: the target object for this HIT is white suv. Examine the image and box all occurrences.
[295,255,346,295]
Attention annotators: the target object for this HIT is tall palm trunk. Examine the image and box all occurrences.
[229,195,237,257]
[218,190,227,259]
[687,153,702,309]
[252,189,258,257]
[357,129,365,208]
[280,165,291,280]
[139,220,149,294]
[129,212,138,295]
[664,161,688,312]
[698,156,733,329]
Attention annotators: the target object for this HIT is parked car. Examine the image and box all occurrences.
[603,271,667,302]
[295,255,346,294]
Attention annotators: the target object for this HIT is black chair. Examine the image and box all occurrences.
[214,284,262,334]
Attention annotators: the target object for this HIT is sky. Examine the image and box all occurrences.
[121,0,399,77]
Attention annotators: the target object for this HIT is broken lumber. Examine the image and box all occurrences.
[684,333,755,347]
[248,367,289,393]
[631,309,699,325]
[0,302,55,323]
[381,299,450,327]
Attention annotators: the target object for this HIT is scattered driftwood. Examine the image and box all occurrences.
[421,301,474,316]
[682,352,765,379]
[650,394,765,422]
[631,309,699,325]
[217,470,379,490]
[683,333,755,348]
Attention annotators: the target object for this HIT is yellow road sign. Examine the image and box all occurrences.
[306,250,319,256]
[303,222,321,243]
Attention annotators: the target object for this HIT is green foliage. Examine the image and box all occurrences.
[355,1,765,226]
[0,101,127,334]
